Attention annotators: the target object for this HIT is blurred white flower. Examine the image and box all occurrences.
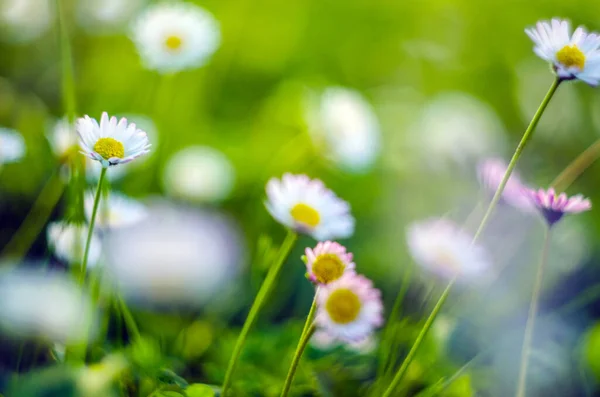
[105,202,245,306]
[306,87,381,173]
[131,2,220,73]
[77,354,128,397]
[406,218,492,283]
[0,127,25,164]
[0,270,96,342]
[47,221,102,268]
[406,92,506,169]
[85,191,148,229]
[163,146,235,203]
[77,0,145,35]
[0,0,53,44]
[47,118,76,158]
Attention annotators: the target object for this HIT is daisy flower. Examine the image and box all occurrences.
[163,146,235,203]
[306,87,381,173]
[47,221,102,268]
[85,191,148,229]
[105,202,245,306]
[526,18,600,85]
[0,127,25,164]
[0,270,96,342]
[303,241,355,285]
[406,218,491,282]
[477,157,534,212]
[527,188,591,226]
[315,273,383,342]
[130,2,220,73]
[265,173,355,240]
[77,112,151,168]
[47,118,76,158]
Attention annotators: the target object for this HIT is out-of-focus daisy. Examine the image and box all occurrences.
[265,173,354,240]
[47,221,102,268]
[130,2,220,73]
[47,118,76,159]
[406,218,491,282]
[310,330,377,354]
[477,158,533,212]
[0,0,53,44]
[527,188,591,226]
[0,270,96,342]
[162,146,235,203]
[526,18,600,85]
[77,354,128,397]
[77,112,151,168]
[315,273,383,342]
[77,0,145,35]
[306,87,381,173]
[85,191,148,229]
[303,241,355,285]
[104,201,245,306]
[405,92,506,170]
[0,127,25,164]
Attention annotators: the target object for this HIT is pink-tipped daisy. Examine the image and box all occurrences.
[525,18,600,85]
[406,218,492,282]
[303,241,355,285]
[477,158,534,212]
[77,112,151,168]
[527,188,591,225]
[265,173,355,240]
[315,273,383,343]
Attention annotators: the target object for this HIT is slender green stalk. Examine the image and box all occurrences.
[473,78,560,242]
[551,138,600,192]
[280,324,316,397]
[1,170,65,260]
[79,167,106,284]
[381,278,456,397]
[300,289,318,339]
[221,230,298,396]
[118,296,141,341]
[515,226,551,397]
[55,0,77,121]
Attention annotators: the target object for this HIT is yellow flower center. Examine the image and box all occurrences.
[165,35,183,51]
[93,137,124,160]
[556,45,585,69]
[312,254,346,284]
[290,203,320,228]
[435,249,459,273]
[325,288,361,324]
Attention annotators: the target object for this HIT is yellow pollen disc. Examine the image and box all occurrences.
[435,249,459,273]
[312,254,345,284]
[326,288,361,324]
[290,203,320,228]
[93,137,124,160]
[556,45,585,69]
[165,35,183,51]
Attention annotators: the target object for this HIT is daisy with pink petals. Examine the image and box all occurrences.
[303,241,355,285]
[477,158,534,212]
[527,188,591,226]
[265,173,355,240]
[315,273,383,342]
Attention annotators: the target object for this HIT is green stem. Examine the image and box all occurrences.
[473,78,560,242]
[381,278,456,397]
[221,230,298,396]
[55,0,77,121]
[118,296,141,342]
[80,167,106,285]
[515,226,551,397]
[300,289,318,339]
[1,170,64,260]
[551,138,600,192]
[280,324,316,397]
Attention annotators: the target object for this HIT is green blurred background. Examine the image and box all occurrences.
[2,0,600,396]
